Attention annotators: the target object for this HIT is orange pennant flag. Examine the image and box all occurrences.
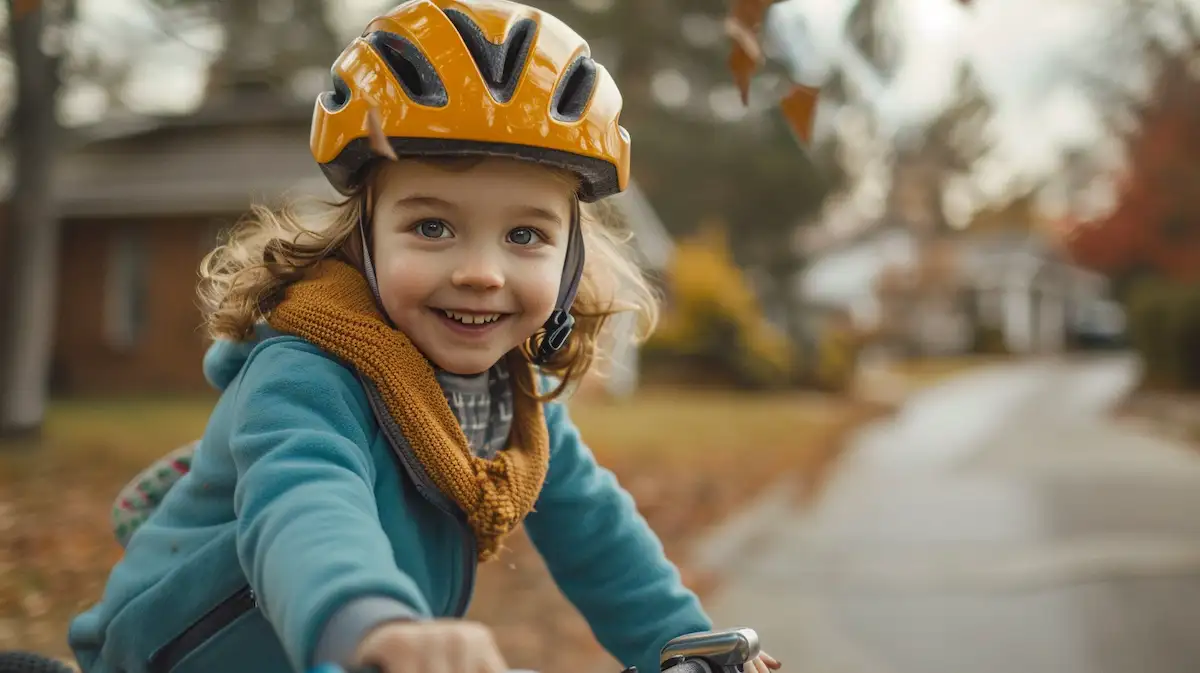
[779,84,819,143]
[726,0,780,105]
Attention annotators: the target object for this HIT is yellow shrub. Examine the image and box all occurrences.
[813,321,860,391]
[645,224,794,386]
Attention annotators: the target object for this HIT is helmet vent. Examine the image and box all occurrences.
[321,70,352,112]
[366,31,449,107]
[551,55,598,122]
[443,8,535,104]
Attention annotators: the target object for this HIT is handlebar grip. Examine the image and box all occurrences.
[324,662,540,667]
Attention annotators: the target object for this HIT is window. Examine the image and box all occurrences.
[104,226,148,352]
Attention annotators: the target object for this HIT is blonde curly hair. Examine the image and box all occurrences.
[197,157,659,399]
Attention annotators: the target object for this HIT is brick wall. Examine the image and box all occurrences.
[53,215,226,395]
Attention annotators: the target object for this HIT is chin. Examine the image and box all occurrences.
[430,353,501,376]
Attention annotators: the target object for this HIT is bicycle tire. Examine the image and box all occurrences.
[0,652,76,673]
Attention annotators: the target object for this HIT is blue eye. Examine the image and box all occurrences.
[508,227,539,245]
[414,220,449,239]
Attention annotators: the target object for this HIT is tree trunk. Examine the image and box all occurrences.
[0,0,62,438]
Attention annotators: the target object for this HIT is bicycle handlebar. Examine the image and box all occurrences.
[322,661,714,673]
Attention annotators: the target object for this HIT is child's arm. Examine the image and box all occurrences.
[523,399,713,673]
[229,340,431,672]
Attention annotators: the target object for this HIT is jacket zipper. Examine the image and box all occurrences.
[147,585,257,673]
[361,378,477,616]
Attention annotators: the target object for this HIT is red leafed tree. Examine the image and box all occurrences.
[1057,56,1200,281]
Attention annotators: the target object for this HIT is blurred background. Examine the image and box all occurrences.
[3,0,1200,671]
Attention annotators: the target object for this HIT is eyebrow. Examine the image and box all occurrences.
[392,195,457,211]
[392,194,564,226]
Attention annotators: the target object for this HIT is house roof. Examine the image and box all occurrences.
[2,93,333,218]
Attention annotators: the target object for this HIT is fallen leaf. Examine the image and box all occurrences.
[779,84,820,144]
[23,591,49,618]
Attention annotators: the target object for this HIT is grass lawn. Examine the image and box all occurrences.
[0,387,885,669]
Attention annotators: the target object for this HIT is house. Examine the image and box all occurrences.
[1,89,671,396]
[0,91,328,396]
[796,223,1112,358]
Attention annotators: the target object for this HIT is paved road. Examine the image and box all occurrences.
[702,355,1200,673]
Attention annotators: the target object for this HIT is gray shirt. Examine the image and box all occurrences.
[434,359,514,460]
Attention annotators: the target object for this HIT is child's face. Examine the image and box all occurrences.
[370,158,573,375]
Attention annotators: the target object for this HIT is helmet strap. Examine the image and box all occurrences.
[357,192,394,326]
[530,197,585,365]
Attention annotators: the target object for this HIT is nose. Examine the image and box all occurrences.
[450,246,505,290]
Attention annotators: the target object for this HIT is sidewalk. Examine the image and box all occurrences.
[701,354,1200,673]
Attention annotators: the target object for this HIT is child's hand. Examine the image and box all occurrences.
[744,652,782,673]
[354,619,507,673]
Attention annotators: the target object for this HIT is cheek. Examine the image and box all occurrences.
[374,249,431,309]
[513,256,567,315]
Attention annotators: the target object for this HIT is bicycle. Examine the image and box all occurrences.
[0,627,760,673]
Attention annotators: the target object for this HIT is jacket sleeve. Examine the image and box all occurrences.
[523,398,713,673]
[228,340,429,671]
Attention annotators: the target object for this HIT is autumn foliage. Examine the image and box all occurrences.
[643,223,794,388]
[1054,59,1200,282]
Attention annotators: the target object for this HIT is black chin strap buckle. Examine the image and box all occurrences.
[532,308,575,365]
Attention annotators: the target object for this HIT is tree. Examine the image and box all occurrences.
[889,67,994,235]
[1057,55,1200,281]
[0,0,71,437]
[1052,0,1200,280]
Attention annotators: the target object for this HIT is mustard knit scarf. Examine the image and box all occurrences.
[267,260,549,562]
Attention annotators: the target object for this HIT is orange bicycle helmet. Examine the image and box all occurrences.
[311,0,631,202]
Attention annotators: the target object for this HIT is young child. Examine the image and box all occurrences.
[69,2,781,673]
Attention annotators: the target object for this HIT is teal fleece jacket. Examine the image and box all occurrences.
[68,328,711,673]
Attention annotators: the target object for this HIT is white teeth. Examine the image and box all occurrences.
[441,310,501,325]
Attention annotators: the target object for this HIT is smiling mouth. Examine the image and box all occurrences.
[433,308,508,326]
